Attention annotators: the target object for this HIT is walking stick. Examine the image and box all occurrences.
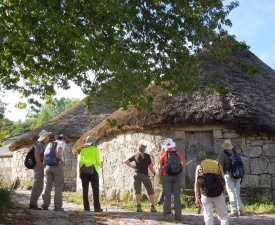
[101,164,107,211]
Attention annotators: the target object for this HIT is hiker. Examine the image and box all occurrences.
[124,144,157,213]
[29,130,51,210]
[79,136,103,212]
[158,138,183,221]
[194,147,229,225]
[41,134,67,211]
[218,140,243,217]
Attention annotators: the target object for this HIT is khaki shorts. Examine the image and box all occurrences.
[133,173,154,195]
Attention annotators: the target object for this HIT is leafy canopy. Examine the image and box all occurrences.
[0,0,247,110]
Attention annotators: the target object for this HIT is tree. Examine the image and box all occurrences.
[0,0,248,110]
[28,97,79,128]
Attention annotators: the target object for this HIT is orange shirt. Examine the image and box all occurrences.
[159,148,183,176]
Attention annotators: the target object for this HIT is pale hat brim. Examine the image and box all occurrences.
[37,130,52,141]
[84,136,97,146]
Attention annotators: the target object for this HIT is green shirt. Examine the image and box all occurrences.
[79,145,102,172]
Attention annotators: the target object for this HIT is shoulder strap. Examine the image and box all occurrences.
[224,150,231,157]
[232,149,237,154]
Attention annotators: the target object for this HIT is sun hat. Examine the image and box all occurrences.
[38,130,52,141]
[85,136,97,146]
[200,147,219,160]
[165,138,176,149]
[222,140,233,150]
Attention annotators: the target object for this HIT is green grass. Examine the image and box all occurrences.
[0,188,16,216]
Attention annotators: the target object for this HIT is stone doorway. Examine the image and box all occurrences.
[184,131,213,188]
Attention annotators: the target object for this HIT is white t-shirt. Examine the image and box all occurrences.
[56,140,66,161]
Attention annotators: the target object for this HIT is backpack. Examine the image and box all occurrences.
[224,150,244,179]
[24,143,37,169]
[197,159,224,197]
[43,141,58,166]
[163,151,182,176]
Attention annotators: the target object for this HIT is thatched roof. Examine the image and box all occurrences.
[72,50,275,154]
[9,97,115,151]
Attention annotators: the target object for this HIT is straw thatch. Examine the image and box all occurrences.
[72,50,275,154]
[9,97,115,151]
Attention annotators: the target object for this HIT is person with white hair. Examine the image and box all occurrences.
[218,140,243,217]
[29,130,51,210]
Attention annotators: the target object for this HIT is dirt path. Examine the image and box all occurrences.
[0,190,274,225]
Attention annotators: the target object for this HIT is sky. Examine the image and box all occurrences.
[3,0,275,122]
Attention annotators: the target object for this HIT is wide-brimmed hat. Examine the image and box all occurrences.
[85,136,97,146]
[38,130,51,141]
[222,140,233,150]
[165,138,176,149]
[200,147,219,160]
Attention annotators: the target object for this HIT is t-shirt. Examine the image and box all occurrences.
[35,141,46,161]
[159,148,183,176]
[128,153,152,176]
[56,140,66,161]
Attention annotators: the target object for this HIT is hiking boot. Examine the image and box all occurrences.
[54,207,64,211]
[151,205,157,212]
[28,205,42,210]
[42,205,48,210]
[239,210,243,216]
[229,212,239,217]
[95,208,103,212]
[136,205,143,212]
[162,212,173,221]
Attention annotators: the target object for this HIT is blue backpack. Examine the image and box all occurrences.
[224,150,244,179]
[43,142,58,166]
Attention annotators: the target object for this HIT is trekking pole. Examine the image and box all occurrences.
[101,163,107,211]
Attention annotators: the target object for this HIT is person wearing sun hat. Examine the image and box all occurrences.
[42,134,68,211]
[29,130,51,210]
[79,136,103,212]
[124,144,157,213]
[218,140,243,217]
[158,138,183,221]
[195,147,228,225]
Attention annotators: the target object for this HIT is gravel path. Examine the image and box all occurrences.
[0,190,274,225]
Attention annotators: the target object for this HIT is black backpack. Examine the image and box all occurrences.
[197,159,224,197]
[24,143,37,169]
[163,151,182,176]
[224,150,244,179]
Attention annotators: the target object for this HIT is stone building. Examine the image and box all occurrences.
[8,97,114,191]
[72,50,275,202]
[0,133,29,188]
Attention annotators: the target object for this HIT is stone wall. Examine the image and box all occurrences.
[75,126,275,202]
[0,156,12,188]
[11,141,78,191]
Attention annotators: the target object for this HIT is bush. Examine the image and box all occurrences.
[0,188,14,216]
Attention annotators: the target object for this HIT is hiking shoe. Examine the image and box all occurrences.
[151,205,157,212]
[28,205,42,210]
[54,207,64,211]
[41,205,48,210]
[162,212,173,221]
[136,205,143,212]
[239,210,243,216]
[95,208,103,212]
[229,212,239,217]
